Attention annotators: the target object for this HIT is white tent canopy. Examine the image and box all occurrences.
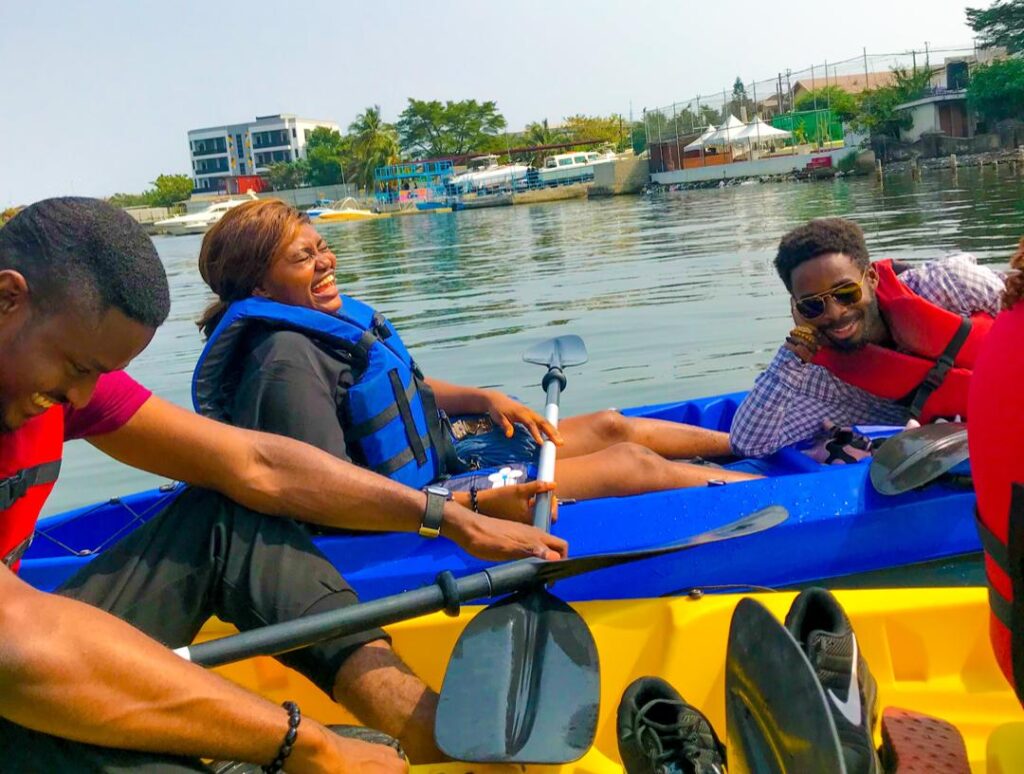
[683,124,717,151]
[704,115,745,146]
[733,117,792,144]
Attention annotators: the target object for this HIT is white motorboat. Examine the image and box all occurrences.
[537,150,615,185]
[154,193,256,236]
[448,155,530,195]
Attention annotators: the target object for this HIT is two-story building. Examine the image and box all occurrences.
[187,114,341,193]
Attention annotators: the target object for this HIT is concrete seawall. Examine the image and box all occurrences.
[590,156,650,196]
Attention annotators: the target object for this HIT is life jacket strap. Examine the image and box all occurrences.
[907,316,972,420]
[0,459,61,511]
[977,483,1024,702]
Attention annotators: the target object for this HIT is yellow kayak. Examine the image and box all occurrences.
[200,588,1024,773]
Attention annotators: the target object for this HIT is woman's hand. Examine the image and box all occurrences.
[481,390,563,446]
[462,480,558,524]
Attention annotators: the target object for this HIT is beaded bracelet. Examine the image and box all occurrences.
[469,486,480,513]
[263,701,301,774]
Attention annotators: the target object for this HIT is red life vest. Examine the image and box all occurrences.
[0,406,64,570]
[812,259,994,422]
[969,301,1024,706]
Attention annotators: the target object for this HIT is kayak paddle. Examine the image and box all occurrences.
[726,597,845,773]
[869,422,968,495]
[178,505,787,667]
[435,333,593,763]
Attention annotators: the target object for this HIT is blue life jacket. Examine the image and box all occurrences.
[192,296,461,489]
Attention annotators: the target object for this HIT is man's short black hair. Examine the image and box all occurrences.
[774,218,870,292]
[0,197,170,327]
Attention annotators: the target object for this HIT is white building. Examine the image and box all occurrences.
[187,114,342,193]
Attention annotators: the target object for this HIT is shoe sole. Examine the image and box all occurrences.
[879,707,970,773]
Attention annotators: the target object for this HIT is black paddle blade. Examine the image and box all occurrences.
[435,588,599,763]
[869,422,968,495]
[523,334,588,369]
[726,598,845,774]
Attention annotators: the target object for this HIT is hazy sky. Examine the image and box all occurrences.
[1,0,976,207]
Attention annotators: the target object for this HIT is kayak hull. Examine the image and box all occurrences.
[23,391,982,599]
[201,587,1024,772]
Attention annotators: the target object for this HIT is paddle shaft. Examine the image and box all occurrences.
[533,367,565,531]
[178,506,787,668]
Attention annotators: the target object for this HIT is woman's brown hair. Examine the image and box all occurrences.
[196,198,309,336]
[1004,237,1024,310]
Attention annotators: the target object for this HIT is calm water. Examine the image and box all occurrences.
[45,168,1024,514]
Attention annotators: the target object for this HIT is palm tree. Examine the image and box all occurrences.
[348,105,400,192]
[523,119,565,166]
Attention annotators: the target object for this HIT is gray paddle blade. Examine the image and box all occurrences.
[726,598,846,774]
[435,588,599,763]
[869,423,968,495]
[523,335,589,369]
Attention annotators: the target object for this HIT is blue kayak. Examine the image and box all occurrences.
[21,391,981,599]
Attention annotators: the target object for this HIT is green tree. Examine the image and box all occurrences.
[968,56,1024,122]
[396,99,507,157]
[852,66,936,138]
[147,174,194,206]
[563,114,627,150]
[267,160,309,190]
[794,86,860,122]
[967,0,1024,54]
[108,192,151,207]
[305,127,348,186]
[348,105,400,191]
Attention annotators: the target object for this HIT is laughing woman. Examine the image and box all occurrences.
[192,199,755,520]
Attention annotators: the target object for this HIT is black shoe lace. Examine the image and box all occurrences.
[635,700,724,774]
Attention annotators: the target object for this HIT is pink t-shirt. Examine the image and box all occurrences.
[64,371,152,440]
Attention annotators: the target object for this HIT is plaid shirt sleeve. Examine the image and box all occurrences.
[729,348,909,457]
[730,254,1002,457]
[899,253,1005,316]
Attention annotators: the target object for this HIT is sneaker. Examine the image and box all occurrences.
[785,587,880,774]
[617,676,726,774]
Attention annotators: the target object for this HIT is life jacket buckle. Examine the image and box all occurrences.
[371,313,392,340]
[0,471,28,511]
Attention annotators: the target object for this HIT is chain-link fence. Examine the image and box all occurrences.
[643,43,981,148]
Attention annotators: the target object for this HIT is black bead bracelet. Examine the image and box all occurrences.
[469,486,480,513]
[263,701,301,774]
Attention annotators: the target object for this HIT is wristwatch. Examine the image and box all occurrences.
[419,484,452,538]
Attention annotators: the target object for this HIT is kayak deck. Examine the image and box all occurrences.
[199,587,1023,773]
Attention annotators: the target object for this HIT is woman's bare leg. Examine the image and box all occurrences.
[557,410,732,460]
[552,442,758,501]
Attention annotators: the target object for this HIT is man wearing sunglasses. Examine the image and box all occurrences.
[730,217,1006,457]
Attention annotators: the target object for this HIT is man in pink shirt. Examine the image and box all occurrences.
[0,198,568,771]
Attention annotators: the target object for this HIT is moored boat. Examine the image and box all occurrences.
[22,391,981,598]
[200,587,1024,772]
[154,194,256,235]
[308,197,385,223]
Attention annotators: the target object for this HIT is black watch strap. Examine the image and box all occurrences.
[419,486,449,538]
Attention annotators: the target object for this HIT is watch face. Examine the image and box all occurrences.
[427,485,451,499]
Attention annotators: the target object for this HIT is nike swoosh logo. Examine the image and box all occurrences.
[826,636,862,727]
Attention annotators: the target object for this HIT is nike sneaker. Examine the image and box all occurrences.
[617,676,726,774]
[785,587,880,774]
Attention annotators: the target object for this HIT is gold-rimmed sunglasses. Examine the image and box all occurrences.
[792,269,870,319]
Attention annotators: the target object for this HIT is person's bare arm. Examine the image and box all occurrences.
[89,396,566,561]
[0,564,406,772]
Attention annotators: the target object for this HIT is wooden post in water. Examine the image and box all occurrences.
[911,158,921,181]
[950,154,957,171]
[875,159,884,188]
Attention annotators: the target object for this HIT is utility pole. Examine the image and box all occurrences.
[863,47,869,88]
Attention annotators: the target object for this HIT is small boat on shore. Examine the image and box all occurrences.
[23,391,981,598]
